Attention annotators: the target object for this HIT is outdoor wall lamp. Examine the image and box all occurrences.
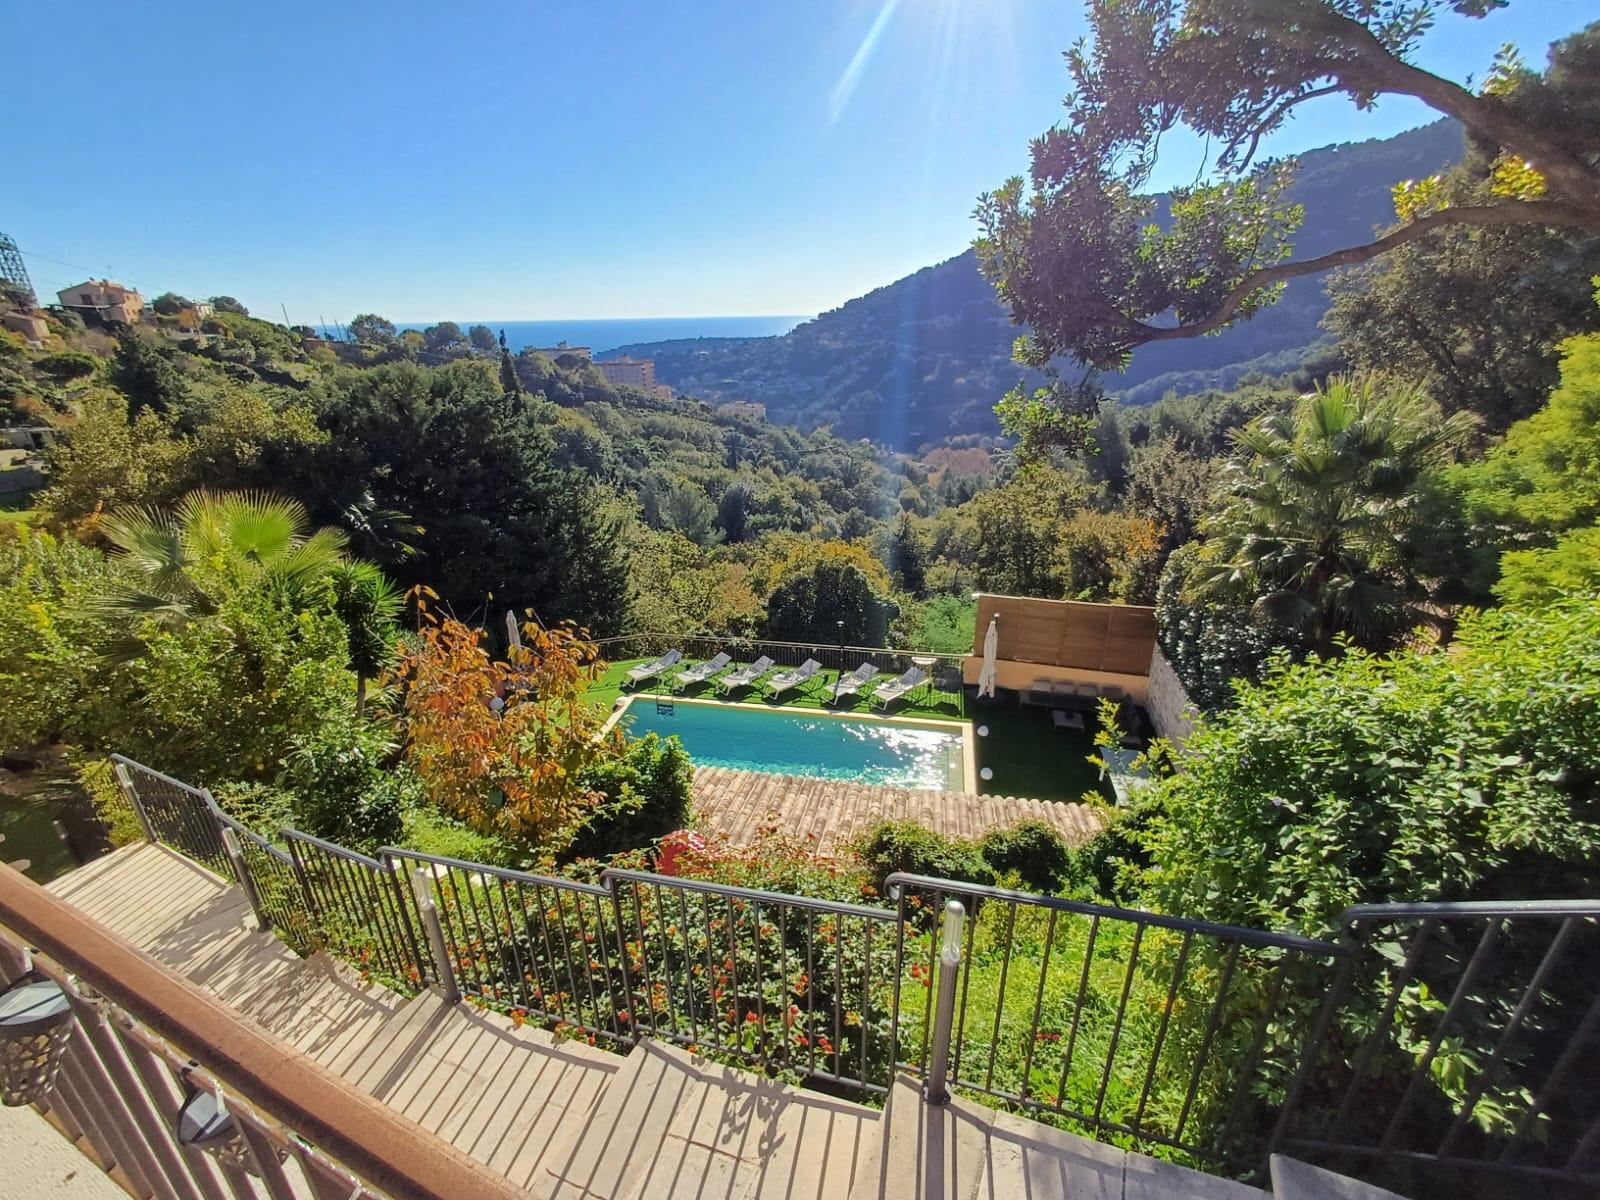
[0,969,73,1106]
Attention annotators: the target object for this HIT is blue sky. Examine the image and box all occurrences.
[9,2,1590,323]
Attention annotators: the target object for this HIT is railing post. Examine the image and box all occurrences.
[383,856,429,991]
[925,899,965,1106]
[112,760,156,843]
[220,828,271,932]
[603,872,639,1043]
[410,867,459,1005]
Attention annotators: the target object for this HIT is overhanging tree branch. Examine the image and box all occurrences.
[1134,200,1600,345]
[1261,4,1600,199]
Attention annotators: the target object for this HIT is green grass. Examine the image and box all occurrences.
[0,488,38,523]
[584,656,1110,804]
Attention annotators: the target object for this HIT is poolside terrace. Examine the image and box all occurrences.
[583,654,1114,806]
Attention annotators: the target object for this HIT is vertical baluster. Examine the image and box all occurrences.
[1018,909,1059,1103]
[1056,913,1100,1111]
[1133,930,1192,1136]
[1175,941,1241,1145]
[984,902,1019,1093]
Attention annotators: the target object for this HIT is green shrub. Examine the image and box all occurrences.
[654,827,872,903]
[567,732,694,860]
[286,716,410,850]
[208,780,295,833]
[851,820,994,896]
[34,351,99,383]
[400,805,513,866]
[74,757,142,848]
[1072,797,1158,905]
[1139,594,1600,935]
[978,820,1077,894]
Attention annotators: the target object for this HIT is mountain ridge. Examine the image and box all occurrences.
[614,120,1465,450]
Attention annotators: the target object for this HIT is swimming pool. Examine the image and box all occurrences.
[613,697,971,791]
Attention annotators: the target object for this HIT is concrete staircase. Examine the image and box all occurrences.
[41,844,1412,1200]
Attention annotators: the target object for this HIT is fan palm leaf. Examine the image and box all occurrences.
[1200,374,1475,652]
[92,488,357,660]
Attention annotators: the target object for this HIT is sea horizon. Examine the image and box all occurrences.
[347,315,811,356]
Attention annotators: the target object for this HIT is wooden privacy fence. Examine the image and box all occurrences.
[970,594,1157,676]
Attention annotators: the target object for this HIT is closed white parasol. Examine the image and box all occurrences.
[506,610,523,657]
[977,615,999,699]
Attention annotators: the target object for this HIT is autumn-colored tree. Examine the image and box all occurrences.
[390,593,619,854]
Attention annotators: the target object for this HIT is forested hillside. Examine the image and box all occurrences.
[619,120,1463,447]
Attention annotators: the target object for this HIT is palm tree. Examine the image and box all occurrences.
[95,490,350,656]
[1197,376,1475,654]
[328,560,403,713]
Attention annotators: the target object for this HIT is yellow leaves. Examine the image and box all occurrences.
[1395,154,1545,223]
[25,601,52,633]
[1392,174,1445,223]
[1482,43,1525,100]
[1489,155,1546,202]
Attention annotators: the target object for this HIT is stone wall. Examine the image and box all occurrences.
[1146,647,1199,749]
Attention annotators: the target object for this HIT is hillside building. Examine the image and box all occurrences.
[2,310,49,347]
[597,355,656,390]
[57,278,144,325]
[536,341,592,361]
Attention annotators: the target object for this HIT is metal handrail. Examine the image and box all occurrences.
[887,872,1349,956]
[284,826,386,869]
[1341,899,1600,922]
[602,866,896,918]
[886,871,1352,1172]
[386,846,611,896]
[1276,902,1600,1188]
[213,810,293,865]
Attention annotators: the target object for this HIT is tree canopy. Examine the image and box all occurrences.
[975,4,1600,400]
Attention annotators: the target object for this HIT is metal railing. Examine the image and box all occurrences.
[886,872,1352,1173]
[1276,901,1600,1190]
[384,848,626,1044]
[105,753,1600,1191]
[592,632,967,680]
[286,830,427,990]
[602,867,902,1091]
[112,755,231,878]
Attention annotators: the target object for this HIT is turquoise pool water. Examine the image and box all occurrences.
[619,699,966,790]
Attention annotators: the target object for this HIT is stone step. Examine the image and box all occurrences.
[537,1040,881,1200]
[1269,1156,1408,1200]
[849,1074,1268,1200]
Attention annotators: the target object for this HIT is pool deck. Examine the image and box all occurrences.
[690,765,1105,857]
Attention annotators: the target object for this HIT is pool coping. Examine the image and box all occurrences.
[603,692,979,794]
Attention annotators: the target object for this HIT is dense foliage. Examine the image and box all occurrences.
[389,604,617,855]
[567,732,695,862]
[1196,376,1476,652]
[1138,597,1600,937]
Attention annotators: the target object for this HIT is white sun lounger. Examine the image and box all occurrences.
[873,665,927,709]
[765,658,822,700]
[830,661,879,705]
[673,651,731,688]
[626,649,682,686]
[717,655,774,694]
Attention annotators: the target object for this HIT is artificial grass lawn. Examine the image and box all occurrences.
[584,657,1109,804]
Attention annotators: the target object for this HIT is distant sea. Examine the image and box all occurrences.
[373,315,808,356]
